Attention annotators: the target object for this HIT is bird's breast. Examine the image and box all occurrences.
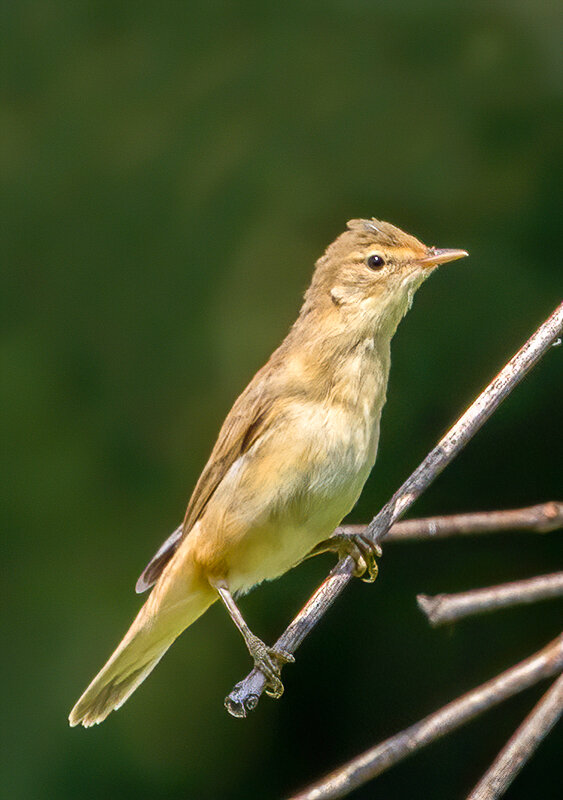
[193,344,390,593]
[214,395,382,593]
[288,393,381,516]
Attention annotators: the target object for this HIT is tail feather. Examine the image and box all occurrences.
[69,578,214,727]
[69,643,170,727]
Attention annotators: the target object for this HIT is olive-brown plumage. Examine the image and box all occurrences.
[69,218,467,726]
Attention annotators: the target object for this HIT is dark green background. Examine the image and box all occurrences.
[2,2,562,799]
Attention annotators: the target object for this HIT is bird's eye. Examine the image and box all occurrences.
[367,254,385,270]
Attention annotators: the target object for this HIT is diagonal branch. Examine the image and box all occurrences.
[340,501,563,543]
[288,635,563,800]
[466,671,563,800]
[418,572,563,627]
[225,302,563,718]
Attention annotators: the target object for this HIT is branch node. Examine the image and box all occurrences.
[224,687,259,718]
[416,594,444,626]
[539,501,563,531]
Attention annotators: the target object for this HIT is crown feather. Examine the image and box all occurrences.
[346,218,424,249]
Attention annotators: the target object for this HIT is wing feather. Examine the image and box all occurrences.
[135,373,275,592]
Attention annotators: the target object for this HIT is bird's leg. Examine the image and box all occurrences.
[211,581,294,699]
[305,531,382,583]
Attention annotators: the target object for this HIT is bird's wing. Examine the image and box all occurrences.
[134,526,183,593]
[135,374,274,593]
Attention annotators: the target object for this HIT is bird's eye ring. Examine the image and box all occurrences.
[367,254,385,270]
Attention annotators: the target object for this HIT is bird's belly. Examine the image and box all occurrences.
[226,497,358,595]
[220,406,380,594]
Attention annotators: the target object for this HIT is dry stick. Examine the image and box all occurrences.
[340,501,563,542]
[466,671,563,800]
[225,302,563,718]
[418,571,563,627]
[289,635,563,800]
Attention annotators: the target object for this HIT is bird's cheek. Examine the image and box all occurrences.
[330,284,364,306]
[330,285,348,306]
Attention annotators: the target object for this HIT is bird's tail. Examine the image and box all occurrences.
[69,571,215,727]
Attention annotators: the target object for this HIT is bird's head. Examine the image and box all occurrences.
[306,218,467,334]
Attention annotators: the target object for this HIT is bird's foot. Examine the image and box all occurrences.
[246,634,295,699]
[321,531,382,582]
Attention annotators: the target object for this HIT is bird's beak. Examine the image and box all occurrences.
[416,247,469,269]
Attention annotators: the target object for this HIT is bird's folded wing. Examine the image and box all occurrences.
[134,526,183,593]
[135,373,275,593]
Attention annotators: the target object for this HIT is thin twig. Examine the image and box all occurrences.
[339,501,563,542]
[466,671,563,800]
[225,303,563,717]
[288,635,563,800]
[418,572,563,627]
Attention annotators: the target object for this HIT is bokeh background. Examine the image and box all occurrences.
[2,2,562,798]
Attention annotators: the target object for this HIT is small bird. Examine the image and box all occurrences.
[69,218,467,726]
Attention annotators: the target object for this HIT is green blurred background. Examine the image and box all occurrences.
[2,2,562,798]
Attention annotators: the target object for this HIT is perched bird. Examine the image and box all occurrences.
[69,218,467,727]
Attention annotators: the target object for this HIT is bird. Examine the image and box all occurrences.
[69,217,467,727]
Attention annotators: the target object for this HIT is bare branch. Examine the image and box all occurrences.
[466,671,563,800]
[418,572,563,627]
[288,635,563,800]
[225,303,563,718]
[339,501,563,542]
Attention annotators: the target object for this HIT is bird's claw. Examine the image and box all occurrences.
[332,532,382,582]
[246,634,294,699]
